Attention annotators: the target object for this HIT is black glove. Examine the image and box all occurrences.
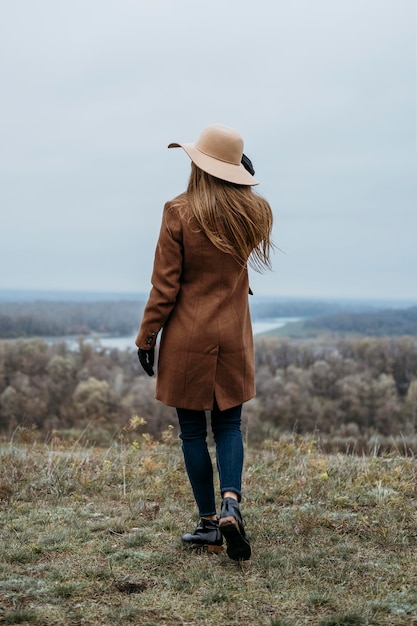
[138,348,155,377]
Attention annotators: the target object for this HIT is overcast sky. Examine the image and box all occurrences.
[1,0,416,301]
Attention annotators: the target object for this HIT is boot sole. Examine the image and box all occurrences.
[219,516,251,561]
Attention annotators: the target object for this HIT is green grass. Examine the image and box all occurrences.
[0,431,416,625]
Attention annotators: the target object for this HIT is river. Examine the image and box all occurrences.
[47,317,300,351]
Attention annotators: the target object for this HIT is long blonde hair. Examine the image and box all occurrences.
[183,162,273,272]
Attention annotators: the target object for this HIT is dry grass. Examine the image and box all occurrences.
[1,429,417,625]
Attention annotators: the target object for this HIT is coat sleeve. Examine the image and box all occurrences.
[135,202,183,349]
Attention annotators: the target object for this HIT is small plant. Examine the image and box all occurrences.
[308,591,333,607]
[3,608,38,624]
[202,591,228,605]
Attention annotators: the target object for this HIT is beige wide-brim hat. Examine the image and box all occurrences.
[168,124,259,186]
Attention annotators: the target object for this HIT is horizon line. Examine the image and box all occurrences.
[0,287,416,305]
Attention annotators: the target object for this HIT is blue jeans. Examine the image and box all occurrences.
[176,401,244,517]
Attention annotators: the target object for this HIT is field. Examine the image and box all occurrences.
[1,429,416,626]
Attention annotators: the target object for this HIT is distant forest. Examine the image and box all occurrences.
[304,306,417,337]
[0,299,344,338]
[1,298,416,339]
[0,301,146,338]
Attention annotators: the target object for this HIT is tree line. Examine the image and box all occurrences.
[1,299,416,340]
[0,301,145,338]
[0,298,330,339]
[1,335,417,452]
[304,306,417,337]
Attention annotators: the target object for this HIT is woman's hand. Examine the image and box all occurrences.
[137,348,155,376]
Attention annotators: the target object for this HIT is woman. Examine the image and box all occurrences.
[136,124,273,561]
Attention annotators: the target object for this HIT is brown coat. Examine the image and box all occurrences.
[135,198,255,411]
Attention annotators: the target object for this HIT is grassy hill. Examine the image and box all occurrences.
[1,431,416,625]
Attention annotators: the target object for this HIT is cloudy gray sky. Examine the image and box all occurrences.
[1,0,416,301]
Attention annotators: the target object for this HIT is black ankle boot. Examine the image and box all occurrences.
[219,497,251,561]
[182,518,223,553]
